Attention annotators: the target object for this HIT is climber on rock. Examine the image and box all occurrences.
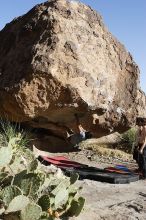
[67,113,92,148]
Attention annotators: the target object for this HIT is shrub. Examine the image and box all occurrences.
[121,128,137,153]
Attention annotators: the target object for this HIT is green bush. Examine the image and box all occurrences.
[121,128,137,153]
[0,121,85,220]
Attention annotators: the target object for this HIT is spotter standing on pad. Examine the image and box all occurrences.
[133,117,146,178]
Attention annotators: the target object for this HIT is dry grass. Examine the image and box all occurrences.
[80,141,133,161]
[94,145,132,160]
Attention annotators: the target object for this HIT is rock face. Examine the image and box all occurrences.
[0,0,145,142]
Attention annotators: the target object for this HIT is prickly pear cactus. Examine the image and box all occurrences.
[0,146,12,167]
[0,123,85,220]
[54,187,69,209]
[13,172,44,200]
[38,195,50,211]
[6,195,30,213]
[70,173,79,185]
[20,203,42,220]
[0,185,22,207]
[68,197,85,217]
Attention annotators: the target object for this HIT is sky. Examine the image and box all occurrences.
[0,0,145,93]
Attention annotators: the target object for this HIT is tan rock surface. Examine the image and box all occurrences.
[0,0,145,141]
[70,179,146,220]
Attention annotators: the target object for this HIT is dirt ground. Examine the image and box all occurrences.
[67,151,146,220]
[34,147,146,220]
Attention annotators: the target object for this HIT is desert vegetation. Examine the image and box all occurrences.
[0,121,85,220]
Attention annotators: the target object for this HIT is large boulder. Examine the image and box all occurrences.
[0,0,145,140]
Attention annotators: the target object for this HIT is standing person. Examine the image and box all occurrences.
[134,117,146,178]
